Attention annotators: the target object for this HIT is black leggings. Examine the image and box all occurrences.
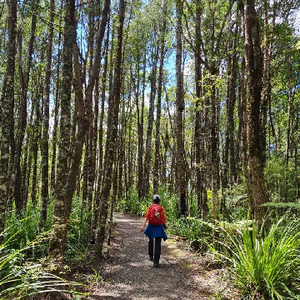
[148,237,162,264]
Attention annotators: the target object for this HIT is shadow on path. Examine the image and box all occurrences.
[89,214,231,300]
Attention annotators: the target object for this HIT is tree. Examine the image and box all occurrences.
[49,0,76,259]
[40,0,55,228]
[96,0,125,258]
[176,0,186,216]
[143,45,158,198]
[153,5,167,194]
[244,0,267,226]
[193,0,208,219]
[0,0,17,244]
[49,0,111,260]
[221,5,241,216]
[14,0,38,214]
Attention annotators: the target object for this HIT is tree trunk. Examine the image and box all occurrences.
[244,0,267,227]
[119,99,126,207]
[40,0,55,228]
[194,0,208,219]
[92,26,111,240]
[126,92,133,199]
[221,15,239,216]
[235,12,244,185]
[295,147,299,199]
[136,53,146,201]
[0,0,17,244]
[51,1,63,192]
[14,0,38,214]
[143,48,158,198]
[210,67,219,224]
[95,0,125,258]
[49,0,76,260]
[107,161,118,249]
[153,17,166,194]
[31,85,42,206]
[260,0,274,167]
[49,0,110,260]
[22,106,35,208]
[176,0,186,216]
[226,26,238,186]
[85,0,111,230]
[238,1,254,213]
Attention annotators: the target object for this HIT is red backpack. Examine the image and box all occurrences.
[148,204,163,225]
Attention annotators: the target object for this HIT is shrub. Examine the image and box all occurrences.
[209,216,300,299]
[0,227,87,299]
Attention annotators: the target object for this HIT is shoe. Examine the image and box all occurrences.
[149,256,153,261]
[153,262,159,268]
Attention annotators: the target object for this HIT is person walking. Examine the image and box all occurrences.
[140,194,167,267]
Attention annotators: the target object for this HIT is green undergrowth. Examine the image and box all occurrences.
[0,226,88,299]
[125,188,300,299]
[207,216,300,299]
[2,197,91,299]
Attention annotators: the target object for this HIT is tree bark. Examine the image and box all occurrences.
[143,47,158,198]
[194,0,208,219]
[221,13,239,216]
[0,0,17,244]
[51,0,64,193]
[14,0,38,214]
[244,0,267,227]
[136,52,146,201]
[95,0,125,258]
[49,0,110,260]
[176,0,186,216]
[92,26,111,240]
[210,67,219,224]
[153,16,166,193]
[260,0,274,167]
[49,0,76,260]
[40,0,55,228]
[32,81,43,207]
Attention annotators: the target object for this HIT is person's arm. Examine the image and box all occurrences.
[140,217,147,232]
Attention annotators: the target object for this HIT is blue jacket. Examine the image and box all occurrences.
[144,224,167,241]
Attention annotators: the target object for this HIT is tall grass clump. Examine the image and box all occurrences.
[1,197,89,298]
[4,202,53,258]
[0,229,83,299]
[0,226,88,299]
[209,216,300,299]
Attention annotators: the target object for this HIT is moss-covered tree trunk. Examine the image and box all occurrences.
[0,0,17,244]
[49,0,75,260]
[244,0,267,227]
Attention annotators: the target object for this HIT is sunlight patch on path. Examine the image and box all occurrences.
[90,213,237,300]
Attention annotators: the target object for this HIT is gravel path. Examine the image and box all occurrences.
[88,214,238,300]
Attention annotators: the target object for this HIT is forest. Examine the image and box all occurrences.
[0,0,300,299]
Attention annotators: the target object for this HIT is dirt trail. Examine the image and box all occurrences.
[88,214,237,300]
